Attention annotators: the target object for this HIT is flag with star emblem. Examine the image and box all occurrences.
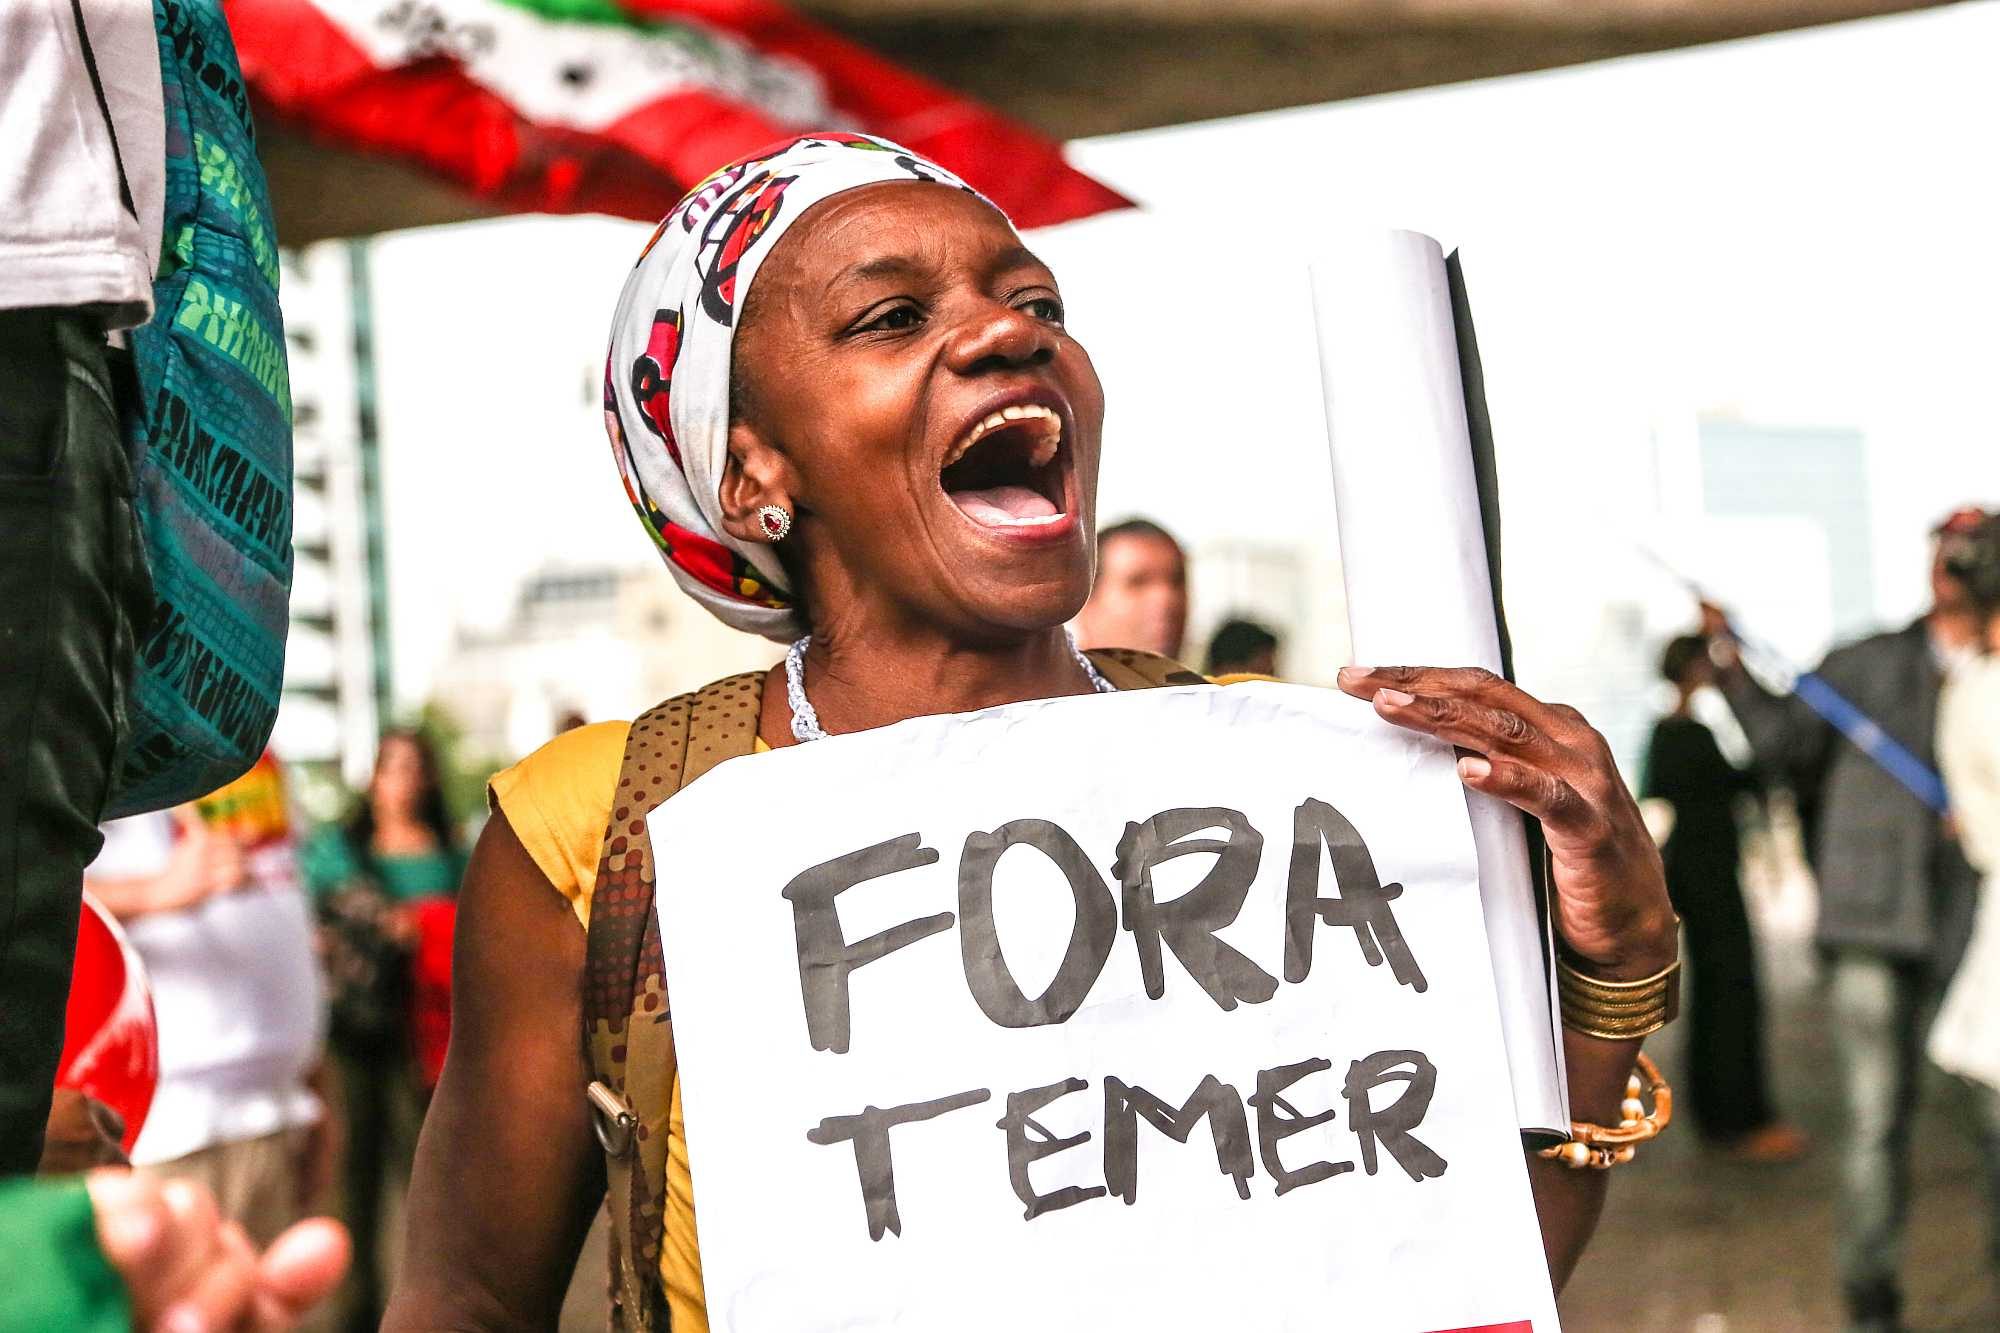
[223,0,1131,229]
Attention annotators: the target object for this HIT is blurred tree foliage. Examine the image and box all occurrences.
[413,700,507,836]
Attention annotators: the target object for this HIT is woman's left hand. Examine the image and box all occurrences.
[1338,666,1677,982]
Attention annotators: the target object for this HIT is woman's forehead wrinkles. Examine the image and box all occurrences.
[785,189,1020,285]
[830,253,926,290]
[988,243,1056,286]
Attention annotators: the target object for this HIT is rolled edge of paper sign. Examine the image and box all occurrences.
[1307,229,1570,1137]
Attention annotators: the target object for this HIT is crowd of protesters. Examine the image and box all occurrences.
[13,470,1996,1333]
[1075,507,2000,1332]
[61,737,464,1332]
[1653,505,1998,1331]
[2,0,352,1326]
[1,6,1995,1329]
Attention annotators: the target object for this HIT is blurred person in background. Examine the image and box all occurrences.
[1643,636,1805,1162]
[1072,517,1188,659]
[1702,506,1991,1331]
[0,0,162,1178]
[6,0,294,1184]
[1930,515,2000,1099]
[83,754,330,1252]
[302,730,466,1331]
[1206,616,1281,678]
[37,1088,133,1176]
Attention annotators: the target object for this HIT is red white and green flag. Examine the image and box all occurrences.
[224,0,1132,229]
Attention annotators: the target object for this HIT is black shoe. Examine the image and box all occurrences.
[1842,1278,1902,1333]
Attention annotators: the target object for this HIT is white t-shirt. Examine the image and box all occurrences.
[90,813,327,1165]
[1941,656,2000,875]
[0,0,165,325]
[1928,656,2000,1087]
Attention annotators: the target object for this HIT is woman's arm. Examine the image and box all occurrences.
[382,811,605,1331]
[1337,666,1679,1290]
[1526,1028,1648,1288]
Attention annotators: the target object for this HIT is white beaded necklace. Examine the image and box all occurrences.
[785,632,1115,743]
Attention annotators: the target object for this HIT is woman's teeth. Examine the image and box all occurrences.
[939,402,1066,530]
[942,403,1061,468]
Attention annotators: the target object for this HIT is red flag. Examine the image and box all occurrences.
[225,0,1131,230]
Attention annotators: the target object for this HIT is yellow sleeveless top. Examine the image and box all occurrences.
[487,672,1266,1328]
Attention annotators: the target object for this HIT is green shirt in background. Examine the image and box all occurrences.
[300,826,467,902]
[0,1178,129,1332]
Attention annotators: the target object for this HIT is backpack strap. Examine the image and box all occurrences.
[1083,646,1208,690]
[584,671,765,1330]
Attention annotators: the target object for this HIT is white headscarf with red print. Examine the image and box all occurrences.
[604,132,1001,641]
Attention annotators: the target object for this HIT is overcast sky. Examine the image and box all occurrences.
[363,1,1999,709]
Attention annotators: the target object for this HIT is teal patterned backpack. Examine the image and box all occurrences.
[106,0,292,818]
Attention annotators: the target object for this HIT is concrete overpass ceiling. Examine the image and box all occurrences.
[258,0,1946,243]
[797,0,1947,137]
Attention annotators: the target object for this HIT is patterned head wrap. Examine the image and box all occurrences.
[605,132,1001,641]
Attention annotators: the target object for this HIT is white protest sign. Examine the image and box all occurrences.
[654,683,1559,1333]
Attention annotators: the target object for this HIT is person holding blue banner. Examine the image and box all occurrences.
[1703,505,1991,1333]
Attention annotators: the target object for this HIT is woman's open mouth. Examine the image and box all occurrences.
[939,404,1069,531]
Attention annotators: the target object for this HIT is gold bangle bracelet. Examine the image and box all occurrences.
[1537,1053,1675,1169]
[1556,955,1680,1041]
[1557,956,1679,993]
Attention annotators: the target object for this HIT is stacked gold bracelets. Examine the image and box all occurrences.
[1556,954,1680,1041]
[1539,953,1681,1169]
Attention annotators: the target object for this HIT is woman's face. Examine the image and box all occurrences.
[726,181,1105,641]
[371,734,428,816]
